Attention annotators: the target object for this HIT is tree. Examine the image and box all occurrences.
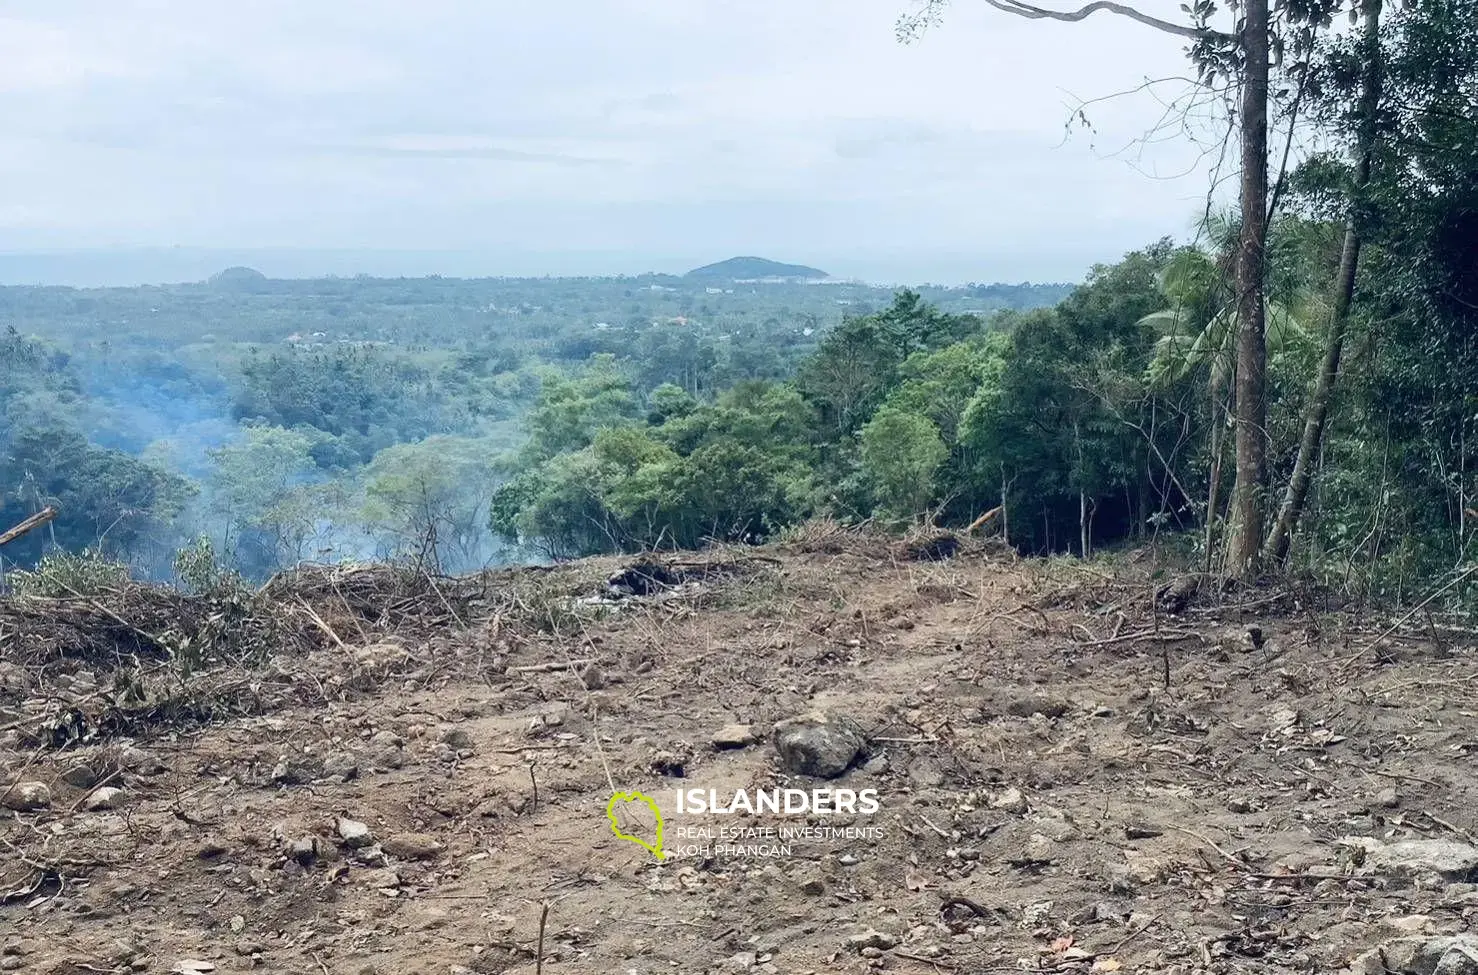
[362,436,499,571]
[206,425,319,573]
[861,408,948,519]
[896,0,1350,575]
[1265,0,1384,564]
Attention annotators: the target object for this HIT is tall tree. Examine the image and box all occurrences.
[1265,0,1384,564]
[895,0,1329,576]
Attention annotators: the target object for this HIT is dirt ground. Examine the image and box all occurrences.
[4,533,1478,975]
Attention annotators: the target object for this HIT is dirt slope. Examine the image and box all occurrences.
[3,537,1478,975]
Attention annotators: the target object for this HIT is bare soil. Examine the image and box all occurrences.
[4,535,1478,975]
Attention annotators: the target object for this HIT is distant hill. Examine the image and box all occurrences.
[685,257,828,281]
[208,266,270,293]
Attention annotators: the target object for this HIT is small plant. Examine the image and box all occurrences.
[9,548,131,598]
[173,536,248,597]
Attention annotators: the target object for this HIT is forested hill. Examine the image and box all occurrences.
[0,270,1070,583]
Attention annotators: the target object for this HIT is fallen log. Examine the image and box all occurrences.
[0,507,57,548]
[965,506,1003,533]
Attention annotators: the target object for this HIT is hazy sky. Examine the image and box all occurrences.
[0,0,1228,283]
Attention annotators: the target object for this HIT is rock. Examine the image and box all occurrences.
[992,787,1029,814]
[197,838,229,859]
[772,711,866,778]
[847,929,899,951]
[83,787,126,811]
[579,663,605,689]
[1376,787,1401,809]
[1269,706,1302,731]
[271,757,324,786]
[61,763,103,789]
[1006,696,1070,719]
[1385,916,1435,935]
[288,837,318,865]
[119,746,165,776]
[229,916,245,934]
[438,726,472,750]
[713,724,758,750]
[369,744,406,770]
[361,868,401,888]
[369,730,404,747]
[382,833,443,860]
[1351,837,1478,886]
[233,939,265,957]
[337,818,375,849]
[1,781,50,812]
[1348,935,1478,974]
[322,751,359,780]
[0,958,20,971]
[726,952,758,971]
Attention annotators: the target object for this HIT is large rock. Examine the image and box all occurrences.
[1,782,51,812]
[1349,935,1478,974]
[772,711,866,779]
[1349,837,1478,886]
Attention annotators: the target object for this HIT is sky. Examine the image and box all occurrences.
[0,0,1231,285]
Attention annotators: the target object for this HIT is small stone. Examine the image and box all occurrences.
[438,726,472,750]
[992,787,1028,814]
[233,939,265,957]
[338,818,375,849]
[861,947,884,959]
[579,663,605,689]
[713,724,758,750]
[726,951,757,971]
[772,711,867,779]
[197,838,229,859]
[272,757,324,786]
[322,751,359,780]
[119,746,165,775]
[83,787,125,811]
[382,833,443,860]
[61,764,102,789]
[361,868,401,888]
[369,745,405,770]
[288,837,318,865]
[229,916,245,934]
[1,958,21,971]
[1376,787,1401,809]
[1,782,50,812]
[847,929,899,951]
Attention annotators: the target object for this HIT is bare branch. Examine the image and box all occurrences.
[980,0,1236,41]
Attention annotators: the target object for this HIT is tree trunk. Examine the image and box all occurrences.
[1203,384,1227,574]
[1265,0,1383,566]
[1080,490,1090,558]
[1226,0,1271,579]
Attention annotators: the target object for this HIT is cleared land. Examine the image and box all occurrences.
[3,529,1477,974]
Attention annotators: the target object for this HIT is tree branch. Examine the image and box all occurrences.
[980,0,1235,41]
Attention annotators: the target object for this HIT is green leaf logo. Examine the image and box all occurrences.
[606,790,666,860]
